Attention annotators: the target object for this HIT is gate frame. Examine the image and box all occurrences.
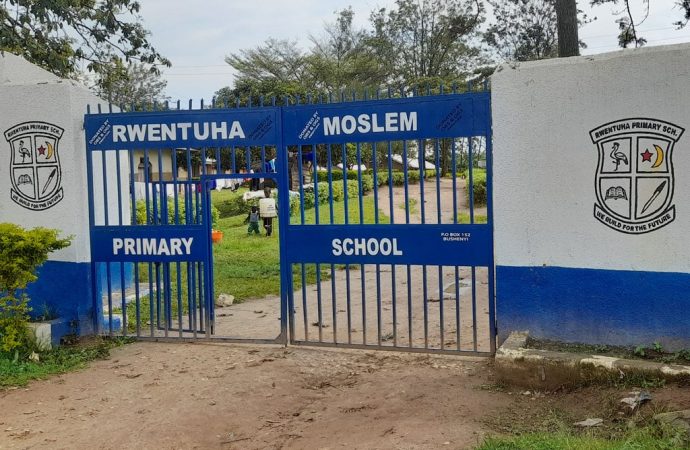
[84,90,496,355]
[199,172,289,345]
[278,91,496,356]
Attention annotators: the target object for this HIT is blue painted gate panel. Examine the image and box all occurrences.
[84,90,494,354]
[280,91,495,355]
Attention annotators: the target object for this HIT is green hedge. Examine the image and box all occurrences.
[300,179,366,212]
[212,168,444,220]
[136,198,219,227]
[462,169,487,206]
[316,169,436,187]
[315,170,361,183]
[376,170,436,186]
[214,191,255,219]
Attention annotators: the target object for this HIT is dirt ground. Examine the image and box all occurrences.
[375,176,487,225]
[3,342,690,450]
[214,264,491,353]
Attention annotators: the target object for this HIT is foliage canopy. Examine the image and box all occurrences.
[0,1,169,86]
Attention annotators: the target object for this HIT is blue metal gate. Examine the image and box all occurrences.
[85,86,494,355]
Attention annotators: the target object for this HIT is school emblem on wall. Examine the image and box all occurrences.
[590,118,684,234]
[4,122,64,211]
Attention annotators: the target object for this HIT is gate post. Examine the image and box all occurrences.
[0,53,115,342]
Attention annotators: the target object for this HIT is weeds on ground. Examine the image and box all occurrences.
[476,381,508,392]
[480,395,689,450]
[458,212,488,224]
[0,337,132,388]
[398,198,418,214]
[527,337,690,366]
[478,421,688,450]
[479,425,688,450]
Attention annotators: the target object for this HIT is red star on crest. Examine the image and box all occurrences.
[37,145,46,156]
[641,149,653,162]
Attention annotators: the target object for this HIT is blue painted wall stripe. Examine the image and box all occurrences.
[25,261,95,335]
[497,265,690,350]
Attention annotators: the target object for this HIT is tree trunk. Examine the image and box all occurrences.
[556,0,580,57]
[440,139,451,177]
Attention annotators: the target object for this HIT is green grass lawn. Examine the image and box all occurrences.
[125,193,387,331]
[214,193,387,301]
[458,212,488,224]
[300,195,390,225]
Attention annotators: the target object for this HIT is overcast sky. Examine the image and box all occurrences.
[137,0,690,101]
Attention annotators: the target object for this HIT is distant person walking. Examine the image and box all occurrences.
[259,186,277,237]
[245,205,260,235]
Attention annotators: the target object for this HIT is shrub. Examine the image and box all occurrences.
[463,169,487,206]
[0,295,31,354]
[315,170,361,183]
[360,175,374,193]
[210,204,220,229]
[302,190,315,210]
[374,169,436,187]
[288,194,300,216]
[213,191,250,219]
[298,181,364,213]
[136,197,187,224]
[331,183,345,202]
[136,198,219,227]
[0,224,72,354]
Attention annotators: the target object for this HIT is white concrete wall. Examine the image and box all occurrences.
[0,53,126,261]
[492,43,690,273]
[132,149,175,181]
[0,52,61,85]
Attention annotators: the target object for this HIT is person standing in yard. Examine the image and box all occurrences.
[259,186,277,237]
[245,205,260,235]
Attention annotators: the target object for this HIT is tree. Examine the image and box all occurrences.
[591,0,647,48]
[556,0,580,56]
[368,0,486,89]
[0,1,169,82]
[364,0,487,177]
[485,0,559,61]
[225,39,313,88]
[589,1,690,48]
[214,77,310,107]
[216,1,488,176]
[678,1,690,28]
[93,59,169,108]
[308,8,387,94]
[218,39,318,106]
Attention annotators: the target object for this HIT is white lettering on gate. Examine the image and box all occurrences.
[194,123,209,140]
[324,117,340,136]
[323,112,418,137]
[331,238,403,256]
[111,122,245,143]
[113,125,126,142]
[112,238,195,256]
[229,121,245,139]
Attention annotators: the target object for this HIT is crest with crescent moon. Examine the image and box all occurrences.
[4,121,64,211]
[590,118,684,234]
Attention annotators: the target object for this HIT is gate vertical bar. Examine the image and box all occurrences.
[277,107,290,345]
[85,105,101,335]
[486,93,497,352]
